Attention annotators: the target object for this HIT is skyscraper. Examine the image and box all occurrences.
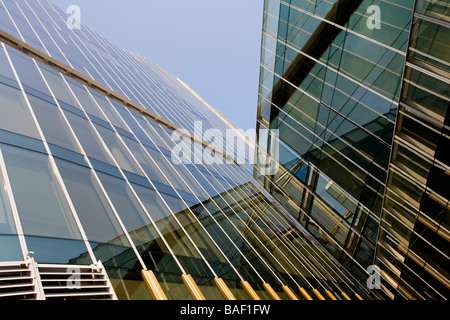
[0,0,368,300]
[255,0,449,299]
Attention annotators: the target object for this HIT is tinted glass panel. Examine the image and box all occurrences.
[1,144,82,240]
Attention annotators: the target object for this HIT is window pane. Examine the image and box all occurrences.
[0,46,16,80]
[1,144,82,240]
[96,172,181,274]
[27,94,80,152]
[0,159,17,235]
[54,157,130,245]
[8,50,51,96]
[0,235,22,261]
[24,236,92,265]
[0,82,40,139]
[63,110,114,165]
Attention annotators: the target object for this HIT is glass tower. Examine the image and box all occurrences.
[255,0,449,300]
[0,0,368,300]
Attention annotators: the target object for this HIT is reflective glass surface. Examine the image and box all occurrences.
[0,0,377,300]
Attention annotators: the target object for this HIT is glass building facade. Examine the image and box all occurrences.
[0,0,369,300]
[255,0,449,300]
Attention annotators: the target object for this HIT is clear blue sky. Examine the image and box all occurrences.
[52,0,264,134]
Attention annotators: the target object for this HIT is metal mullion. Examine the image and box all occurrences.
[380,221,450,274]
[251,140,369,295]
[280,0,409,56]
[96,38,223,148]
[107,46,238,165]
[266,103,387,194]
[256,118,382,226]
[56,76,187,273]
[0,0,34,49]
[33,0,63,32]
[255,192,359,294]
[29,59,147,270]
[107,44,228,139]
[62,32,114,90]
[41,4,117,93]
[77,83,221,278]
[254,162,374,284]
[265,30,403,106]
[390,163,450,206]
[111,40,241,147]
[181,168,301,288]
[399,101,447,132]
[198,155,344,292]
[225,183,333,290]
[110,124,239,280]
[376,240,447,299]
[200,150,370,295]
[76,35,256,281]
[264,66,394,148]
[230,182,348,291]
[115,107,271,284]
[259,91,391,179]
[210,164,326,271]
[72,39,129,99]
[0,0,50,56]
[285,0,411,35]
[2,43,98,262]
[143,121,306,289]
[79,31,150,109]
[404,68,450,97]
[386,190,450,238]
[375,253,425,300]
[0,149,28,260]
[45,7,126,98]
[414,11,450,29]
[86,101,220,279]
[381,206,450,262]
[129,113,288,286]
[20,0,73,68]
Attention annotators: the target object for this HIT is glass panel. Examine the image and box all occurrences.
[1,144,82,240]
[90,94,129,130]
[192,276,225,300]
[154,271,194,300]
[107,268,153,300]
[24,236,91,265]
[53,157,130,246]
[95,171,181,274]
[26,94,80,153]
[412,18,450,73]
[0,235,22,261]
[403,67,450,123]
[416,0,450,23]
[0,159,17,235]
[66,80,107,120]
[392,141,432,185]
[0,82,40,139]
[174,209,231,275]
[62,110,115,165]
[93,123,143,175]
[131,183,211,277]
[39,67,82,108]
[0,154,22,261]
[306,218,343,259]
[291,0,316,12]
